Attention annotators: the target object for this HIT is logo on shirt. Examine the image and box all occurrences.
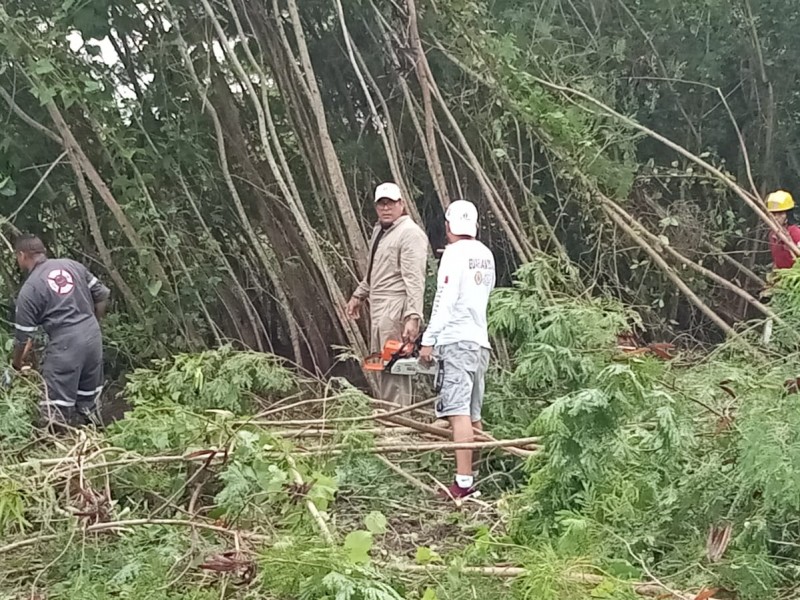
[47,269,75,296]
[474,271,483,285]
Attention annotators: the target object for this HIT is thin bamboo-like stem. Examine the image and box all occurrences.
[404,0,451,207]
[603,196,783,325]
[0,518,265,557]
[283,0,368,266]
[219,0,371,364]
[167,1,303,364]
[45,101,170,285]
[285,454,334,544]
[602,204,736,337]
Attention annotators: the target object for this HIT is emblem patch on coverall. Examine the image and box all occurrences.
[47,269,75,295]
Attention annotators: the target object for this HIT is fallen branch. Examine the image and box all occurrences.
[254,396,336,418]
[377,414,538,458]
[284,454,334,544]
[8,449,227,473]
[528,75,799,258]
[383,563,719,599]
[272,426,417,438]
[370,398,436,419]
[602,204,736,337]
[245,397,436,427]
[299,437,541,453]
[376,455,437,495]
[604,196,784,327]
[0,518,264,557]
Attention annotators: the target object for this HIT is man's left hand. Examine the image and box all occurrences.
[402,316,420,343]
[419,345,434,365]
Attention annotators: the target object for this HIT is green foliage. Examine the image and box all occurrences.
[365,510,387,534]
[108,402,229,454]
[0,376,38,450]
[259,537,403,600]
[212,428,337,529]
[766,264,800,351]
[484,259,637,440]
[40,528,221,600]
[478,263,800,598]
[123,345,296,414]
[0,475,30,535]
[4,0,800,596]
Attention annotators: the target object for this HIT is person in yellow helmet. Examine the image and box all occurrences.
[766,190,800,269]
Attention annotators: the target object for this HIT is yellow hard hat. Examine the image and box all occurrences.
[766,190,795,213]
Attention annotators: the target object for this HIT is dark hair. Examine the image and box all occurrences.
[13,234,46,255]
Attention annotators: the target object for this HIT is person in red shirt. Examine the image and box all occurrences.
[766,190,800,269]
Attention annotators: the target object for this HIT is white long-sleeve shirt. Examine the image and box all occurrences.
[421,239,496,349]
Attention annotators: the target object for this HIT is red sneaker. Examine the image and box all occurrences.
[437,482,478,499]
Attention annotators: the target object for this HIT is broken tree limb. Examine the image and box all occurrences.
[9,450,227,473]
[0,518,264,557]
[297,437,542,454]
[370,398,435,419]
[376,455,437,495]
[700,239,766,288]
[273,427,417,438]
[381,563,720,599]
[284,453,334,544]
[528,75,800,258]
[602,195,788,330]
[602,203,737,337]
[377,414,538,458]
[246,397,436,426]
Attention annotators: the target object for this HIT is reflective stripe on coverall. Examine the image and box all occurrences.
[353,215,428,405]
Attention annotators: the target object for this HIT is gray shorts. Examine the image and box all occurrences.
[435,341,490,422]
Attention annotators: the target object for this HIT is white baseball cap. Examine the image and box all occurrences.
[445,199,478,237]
[374,182,402,202]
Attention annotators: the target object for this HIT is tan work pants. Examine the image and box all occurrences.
[370,295,413,406]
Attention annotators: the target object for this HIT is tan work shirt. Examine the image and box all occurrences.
[353,215,428,320]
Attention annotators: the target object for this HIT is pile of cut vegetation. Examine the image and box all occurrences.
[2,261,800,600]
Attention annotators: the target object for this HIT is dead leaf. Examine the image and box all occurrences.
[200,551,256,583]
[706,522,732,563]
[713,414,734,436]
[647,342,675,359]
[284,481,313,503]
[693,587,719,600]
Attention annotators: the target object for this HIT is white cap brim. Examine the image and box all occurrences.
[448,221,477,237]
[374,182,402,202]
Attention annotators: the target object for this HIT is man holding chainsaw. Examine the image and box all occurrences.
[11,234,110,428]
[346,182,428,406]
[419,200,495,499]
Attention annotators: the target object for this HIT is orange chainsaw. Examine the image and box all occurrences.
[363,339,439,377]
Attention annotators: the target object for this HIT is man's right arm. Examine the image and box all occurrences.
[421,250,461,348]
[352,278,370,301]
[12,285,40,369]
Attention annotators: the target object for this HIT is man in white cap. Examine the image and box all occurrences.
[419,200,495,498]
[347,182,429,406]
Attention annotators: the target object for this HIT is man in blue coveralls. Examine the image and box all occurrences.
[12,234,110,427]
